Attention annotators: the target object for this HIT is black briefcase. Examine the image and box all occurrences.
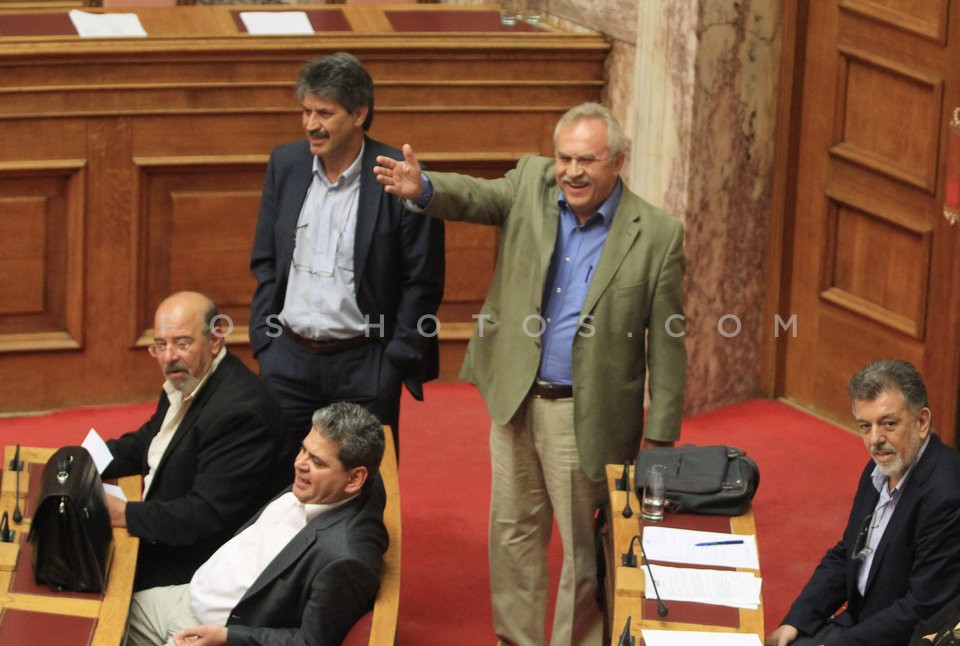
[634,444,759,516]
[28,446,113,592]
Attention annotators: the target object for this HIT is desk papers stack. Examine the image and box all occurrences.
[641,526,762,609]
[239,12,314,35]
[69,10,147,38]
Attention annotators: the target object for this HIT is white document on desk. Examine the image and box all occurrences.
[645,564,761,609]
[239,12,315,35]
[641,629,762,646]
[642,526,760,569]
[69,10,147,38]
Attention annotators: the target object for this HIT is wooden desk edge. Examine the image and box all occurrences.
[604,464,764,644]
[0,446,140,646]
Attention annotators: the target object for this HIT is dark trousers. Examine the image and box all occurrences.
[257,329,401,486]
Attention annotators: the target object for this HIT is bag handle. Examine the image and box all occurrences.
[56,453,75,484]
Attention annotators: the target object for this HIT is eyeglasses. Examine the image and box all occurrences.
[147,339,194,357]
[291,222,341,278]
[852,500,891,562]
[555,153,611,169]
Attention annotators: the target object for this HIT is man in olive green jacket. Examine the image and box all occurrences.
[376,102,686,646]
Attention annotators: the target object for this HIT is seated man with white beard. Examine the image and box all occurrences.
[765,359,960,646]
[126,401,387,646]
[102,291,285,591]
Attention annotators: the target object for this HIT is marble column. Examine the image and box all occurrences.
[628,1,782,413]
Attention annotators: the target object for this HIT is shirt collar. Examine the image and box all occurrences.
[870,434,930,495]
[313,140,365,189]
[162,344,227,403]
[303,493,356,522]
[557,179,623,227]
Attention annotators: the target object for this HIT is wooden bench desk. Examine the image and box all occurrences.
[602,464,764,645]
[0,445,141,646]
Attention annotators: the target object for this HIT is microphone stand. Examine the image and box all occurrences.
[10,444,23,524]
[0,511,12,543]
[616,615,635,646]
[622,534,669,618]
[616,460,630,491]
[639,537,669,618]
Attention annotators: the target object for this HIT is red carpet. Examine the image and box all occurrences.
[0,383,865,643]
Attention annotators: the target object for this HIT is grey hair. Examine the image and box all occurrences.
[311,402,384,485]
[847,359,929,419]
[295,52,375,131]
[201,301,219,339]
[553,102,629,157]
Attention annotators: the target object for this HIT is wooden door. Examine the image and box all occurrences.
[778,0,960,444]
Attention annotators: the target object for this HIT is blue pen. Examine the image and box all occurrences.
[695,540,745,547]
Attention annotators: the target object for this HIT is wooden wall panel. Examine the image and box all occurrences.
[821,198,931,339]
[0,4,608,412]
[0,162,84,351]
[832,46,943,191]
[137,160,266,345]
[839,0,950,43]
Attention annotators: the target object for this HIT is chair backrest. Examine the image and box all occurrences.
[343,425,401,645]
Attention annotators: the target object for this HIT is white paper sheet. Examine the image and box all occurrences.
[642,526,760,569]
[81,428,114,475]
[239,12,315,36]
[68,10,147,38]
[644,564,762,609]
[641,630,762,646]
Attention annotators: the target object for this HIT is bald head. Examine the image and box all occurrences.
[151,292,223,395]
[155,291,218,338]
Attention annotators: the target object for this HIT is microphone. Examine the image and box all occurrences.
[621,534,639,567]
[616,615,635,646]
[0,511,13,543]
[621,535,669,617]
[9,444,23,471]
[11,444,22,525]
[622,478,633,518]
[639,536,669,618]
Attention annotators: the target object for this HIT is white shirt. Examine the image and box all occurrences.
[189,491,352,625]
[143,346,227,496]
[280,147,366,340]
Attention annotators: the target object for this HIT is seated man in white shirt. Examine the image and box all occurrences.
[126,401,388,646]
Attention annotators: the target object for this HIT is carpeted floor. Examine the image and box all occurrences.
[0,382,867,644]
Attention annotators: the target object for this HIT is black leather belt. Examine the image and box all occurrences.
[530,380,573,399]
[282,325,378,354]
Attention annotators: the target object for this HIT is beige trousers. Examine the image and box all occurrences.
[126,584,199,646]
[489,395,607,646]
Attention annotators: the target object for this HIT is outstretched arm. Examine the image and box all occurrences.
[374,144,424,199]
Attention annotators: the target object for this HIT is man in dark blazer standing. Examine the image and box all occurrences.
[375,103,686,646]
[103,291,285,591]
[125,402,388,646]
[249,52,445,467]
[766,359,960,646]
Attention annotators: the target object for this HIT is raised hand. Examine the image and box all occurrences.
[374,143,424,199]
